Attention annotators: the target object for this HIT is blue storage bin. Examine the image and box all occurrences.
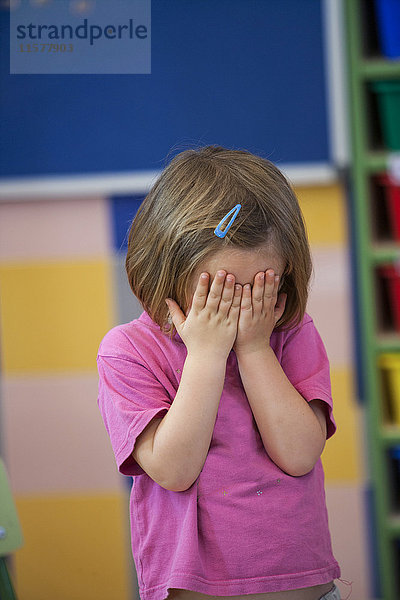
[391,446,400,461]
[390,446,400,509]
[375,0,400,59]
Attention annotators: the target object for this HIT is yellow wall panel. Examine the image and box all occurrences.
[295,184,347,246]
[322,367,364,483]
[0,260,115,373]
[14,494,132,600]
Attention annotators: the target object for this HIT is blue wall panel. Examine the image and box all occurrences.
[0,1,329,177]
[110,195,144,252]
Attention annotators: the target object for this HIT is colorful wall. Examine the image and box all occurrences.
[0,178,368,599]
[0,1,370,598]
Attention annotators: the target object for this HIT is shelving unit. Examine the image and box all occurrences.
[345,0,400,598]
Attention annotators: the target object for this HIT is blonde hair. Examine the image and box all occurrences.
[126,145,313,336]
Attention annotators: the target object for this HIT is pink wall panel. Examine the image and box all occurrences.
[2,374,122,494]
[0,197,111,260]
[307,247,353,368]
[325,485,370,600]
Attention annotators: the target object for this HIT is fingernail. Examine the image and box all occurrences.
[275,275,279,282]
[201,273,208,279]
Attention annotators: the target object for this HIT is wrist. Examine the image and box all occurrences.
[235,343,274,364]
[186,347,230,366]
[235,339,272,360]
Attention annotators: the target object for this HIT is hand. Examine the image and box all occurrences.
[165,270,242,360]
[234,269,287,356]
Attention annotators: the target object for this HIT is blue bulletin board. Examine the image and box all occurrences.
[0,0,329,178]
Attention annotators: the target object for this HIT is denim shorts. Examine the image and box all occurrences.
[318,584,341,600]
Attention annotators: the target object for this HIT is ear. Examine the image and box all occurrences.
[165,299,186,330]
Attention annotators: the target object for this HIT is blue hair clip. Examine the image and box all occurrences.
[214,204,241,238]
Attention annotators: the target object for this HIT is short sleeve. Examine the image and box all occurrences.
[97,353,170,476]
[280,316,337,439]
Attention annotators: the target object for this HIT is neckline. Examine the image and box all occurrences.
[138,311,184,343]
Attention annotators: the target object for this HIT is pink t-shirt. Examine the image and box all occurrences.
[97,312,340,600]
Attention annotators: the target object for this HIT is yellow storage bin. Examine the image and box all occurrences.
[379,353,400,425]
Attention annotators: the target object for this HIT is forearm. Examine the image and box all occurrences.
[152,351,226,491]
[237,346,326,476]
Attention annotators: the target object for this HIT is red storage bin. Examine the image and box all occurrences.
[377,174,400,241]
[379,263,400,332]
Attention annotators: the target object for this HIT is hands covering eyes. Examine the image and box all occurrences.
[165,271,287,359]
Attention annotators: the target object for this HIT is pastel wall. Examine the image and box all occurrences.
[0,181,367,599]
[298,184,369,599]
[0,196,133,600]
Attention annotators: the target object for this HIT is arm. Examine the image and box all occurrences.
[147,352,227,491]
[234,270,327,477]
[237,346,326,477]
[133,270,242,492]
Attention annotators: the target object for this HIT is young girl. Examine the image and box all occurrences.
[97,145,342,600]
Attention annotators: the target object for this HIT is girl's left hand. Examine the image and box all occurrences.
[233,270,287,356]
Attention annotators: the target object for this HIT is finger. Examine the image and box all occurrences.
[218,273,236,315]
[263,269,276,302]
[165,298,186,330]
[274,274,280,295]
[229,283,242,317]
[185,295,193,317]
[252,272,265,314]
[240,283,253,314]
[206,270,227,311]
[192,272,210,311]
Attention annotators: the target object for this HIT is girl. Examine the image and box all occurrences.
[97,145,342,600]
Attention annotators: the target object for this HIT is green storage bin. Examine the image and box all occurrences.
[372,81,400,151]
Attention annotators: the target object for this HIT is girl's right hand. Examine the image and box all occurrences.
[165,271,242,360]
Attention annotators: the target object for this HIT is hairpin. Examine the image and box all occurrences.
[214,204,241,238]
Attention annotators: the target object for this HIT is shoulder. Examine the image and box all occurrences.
[292,311,314,329]
[98,312,166,359]
[280,312,329,369]
[278,311,315,343]
[97,312,182,370]
[279,312,329,359]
